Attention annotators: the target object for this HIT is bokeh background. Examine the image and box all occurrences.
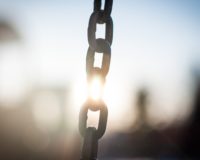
[0,0,199,159]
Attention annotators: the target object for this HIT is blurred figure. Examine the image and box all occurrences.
[0,20,19,42]
[134,88,149,130]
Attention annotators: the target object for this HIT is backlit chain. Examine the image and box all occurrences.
[79,0,113,160]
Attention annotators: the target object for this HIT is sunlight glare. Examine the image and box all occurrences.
[88,76,103,101]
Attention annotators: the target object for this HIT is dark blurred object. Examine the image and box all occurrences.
[135,88,148,128]
[0,20,20,42]
[182,72,200,158]
[99,88,183,159]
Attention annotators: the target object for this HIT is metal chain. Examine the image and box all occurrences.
[79,0,113,160]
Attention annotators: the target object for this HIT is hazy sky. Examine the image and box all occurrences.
[0,0,199,130]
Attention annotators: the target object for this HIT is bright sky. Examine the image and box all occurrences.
[0,0,199,131]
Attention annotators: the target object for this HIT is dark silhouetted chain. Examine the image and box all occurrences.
[79,0,113,160]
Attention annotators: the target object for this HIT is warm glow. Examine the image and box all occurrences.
[88,76,103,101]
[72,74,128,129]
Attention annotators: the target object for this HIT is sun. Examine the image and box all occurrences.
[72,73,126,126]
[72,75,104,110]
[88,76,104,101]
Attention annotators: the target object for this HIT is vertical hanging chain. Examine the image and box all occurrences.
[79,0,113,160]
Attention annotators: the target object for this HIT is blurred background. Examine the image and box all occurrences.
[0,0,199,159]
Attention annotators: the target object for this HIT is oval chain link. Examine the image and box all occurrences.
[86,38,111,78]
[79,99,108,139]
[88,11,113,49]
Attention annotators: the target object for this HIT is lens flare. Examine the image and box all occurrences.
[88,76,103,100]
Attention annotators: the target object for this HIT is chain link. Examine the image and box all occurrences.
[87,11,113,49]
[79,0,113,159]
[94,0,113,23]
[80,127,98,160]
[79,99,108,139]
[86,39,111,78]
